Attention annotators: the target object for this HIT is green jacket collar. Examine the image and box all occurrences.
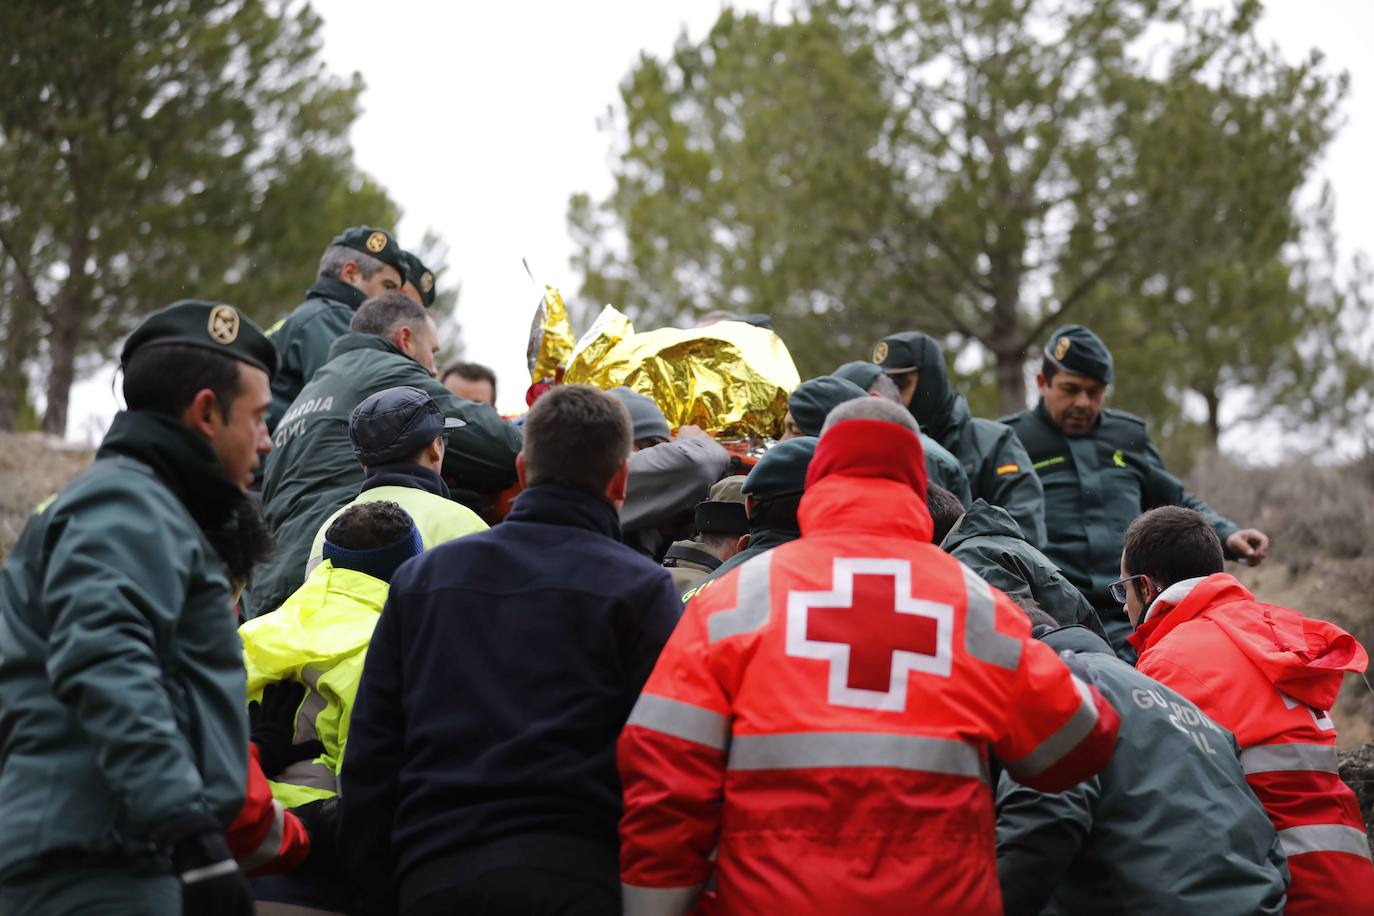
[326,331,406,363]
[307,275,368,310]
[97,410,241,530]
[941,498,1024,550]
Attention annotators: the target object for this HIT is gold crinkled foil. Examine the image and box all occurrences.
[567,305,634,377]
[526,285,575,384]
[565,318,800,439]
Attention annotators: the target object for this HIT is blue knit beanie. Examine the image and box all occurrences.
[322,521,423,584]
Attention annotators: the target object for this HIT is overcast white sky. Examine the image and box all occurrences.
[66,0,1374,457]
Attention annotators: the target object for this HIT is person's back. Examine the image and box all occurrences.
[619,399,1120,915]
[1123,508,1374,914]
[996,621,1288,915]
[340,385,681,915]
[940,498,1106,639]
[254,294,519,618]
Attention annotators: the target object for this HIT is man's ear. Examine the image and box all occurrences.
[515,452,528,489]
[180,388,222,441]
[425,436,445,465]
[393,324,414,355]
[605,459,630,503]
[339,260,361,286]
[1035,371,1048,391]
[736,533,751,552]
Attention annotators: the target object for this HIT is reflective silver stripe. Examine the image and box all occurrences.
[239,799,286,871]
[728,731,984,779]
[278,758,337,792]
[626,694,729,751]
[296,668,327,743]
[708,551,773,643]
[180,858,239,885]
[960,566,1020,670]
[1004,675,1099,780]
[1240,743,1339,775]
[1278,824,1373,861]
[621,882,702,916]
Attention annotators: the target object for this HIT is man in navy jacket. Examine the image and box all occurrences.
[340,384,682,915]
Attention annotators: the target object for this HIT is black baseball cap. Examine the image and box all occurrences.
[349,386,465,466]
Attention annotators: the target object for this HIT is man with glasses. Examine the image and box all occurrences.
[1121,507,1374,914]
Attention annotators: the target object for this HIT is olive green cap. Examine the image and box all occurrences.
[401,250,437,308]
[119,299,276,378]
[330,225,407,279]
[1044,324,1113,384]
[788,376,869,437]
[743,436,819,501]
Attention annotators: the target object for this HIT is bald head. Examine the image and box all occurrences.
[820,396,920,434]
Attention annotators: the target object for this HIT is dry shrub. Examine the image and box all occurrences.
[0,434,93,560]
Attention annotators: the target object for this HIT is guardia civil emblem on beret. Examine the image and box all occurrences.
[872,341,889,364]
[207,304,240,344]
[1054,336,1071,361]
[420,271,434,294]
[365,231,388,253]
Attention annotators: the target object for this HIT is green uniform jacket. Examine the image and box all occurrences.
[1002,402,1238,648]
[252,332,521,618]
[941,499,1106,641]
[266,276,367,433]
[0,414,247,880]
[996,626,1288,915]
[922,433,972,505]
[930,394,1045,546]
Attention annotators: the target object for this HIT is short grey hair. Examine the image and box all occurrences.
[350,292,429,337]
[867,372,903,404]
[319,244,390,281]
[820,396,920,434]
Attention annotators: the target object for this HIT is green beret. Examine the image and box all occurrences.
[788,376,869,437]
[1044,324,1113,384]
[833,361,882,392]
[743,436,819,500]
[120,300,277,378]
[400,250,437,308]
[330,225,407,278]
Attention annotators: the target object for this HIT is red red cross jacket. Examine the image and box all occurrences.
[226,744,311,876]
[618,419,1120,915]
[1132,573,1374,914]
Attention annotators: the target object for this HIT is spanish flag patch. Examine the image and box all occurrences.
[996,463,1020,476]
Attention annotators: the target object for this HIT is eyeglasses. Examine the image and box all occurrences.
[1108,574,1151,605]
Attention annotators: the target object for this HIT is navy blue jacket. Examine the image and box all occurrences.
[339,482,681,908]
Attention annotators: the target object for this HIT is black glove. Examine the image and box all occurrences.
[292,797,341,877]
[249,679,325,778]
[157,815,254,916]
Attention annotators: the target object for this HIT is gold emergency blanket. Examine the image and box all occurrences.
[526,285,575,384]
[566,309,800,439]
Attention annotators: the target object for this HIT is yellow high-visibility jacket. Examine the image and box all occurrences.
[304,484,488,577]
[241,562,388,809]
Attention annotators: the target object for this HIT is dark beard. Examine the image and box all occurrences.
[202,491,274,590]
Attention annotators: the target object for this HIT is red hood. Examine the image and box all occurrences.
[1131,572,1368,709]
[799,419,932,542]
